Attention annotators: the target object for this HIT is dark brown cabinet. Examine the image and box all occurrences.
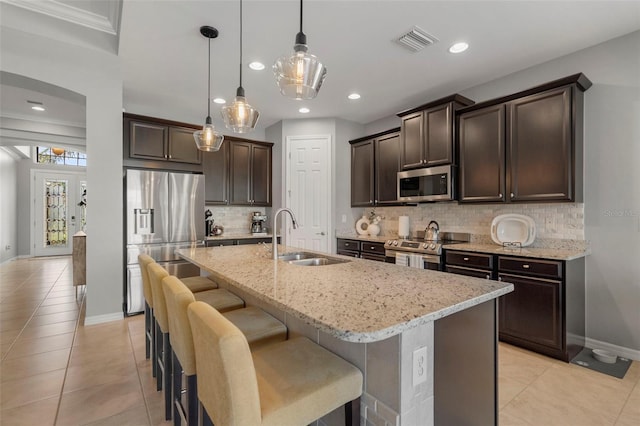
[126,115,202,165]
[202,142,229,205]
[205,237,278,247]
[336,238,386,262]
[398,95,474,170]
[229,141,272,206]
[350,129,401,207]
[444,250,494,279]
[458,74,590,203]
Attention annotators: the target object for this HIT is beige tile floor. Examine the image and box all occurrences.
[1,256,638,425]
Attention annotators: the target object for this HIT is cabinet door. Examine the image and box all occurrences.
[400,112,424,169]
[203,142,229,205]
[250,144,272,206]
[508,86,572,202]
[129,120,167,160]
[168,127,202,164]
[498,273,563,352]
[459,104,506,202]
[229,142,252,205]
[424,103,453,166]
[351,140,375,207]
[375,132,401,205]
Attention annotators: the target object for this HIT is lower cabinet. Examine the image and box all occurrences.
[445,250,585,361]
[205,237,277,247]
[336,238,386,262]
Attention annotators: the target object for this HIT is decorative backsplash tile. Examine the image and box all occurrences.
[205,206,268,235]
[350,202,585,241]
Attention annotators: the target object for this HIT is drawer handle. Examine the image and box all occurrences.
[345,243,350,246]
[371,246,375,250]
[463,257,469,261]
[522,264,530,269]
[486,274,490,279]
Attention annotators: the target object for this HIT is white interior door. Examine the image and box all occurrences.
[33,171,86,256]
[286,135,331,252]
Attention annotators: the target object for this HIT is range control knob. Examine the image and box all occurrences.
[392,240,398,246]
[386,240,392,245]
[429,243,437,250]
[422,243,428,249]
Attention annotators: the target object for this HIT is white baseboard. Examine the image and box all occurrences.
[83,312,124,326]
[585,337,640,361]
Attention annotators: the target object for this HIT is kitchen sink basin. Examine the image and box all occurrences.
[277,252,318,261]
[287,256,350,266]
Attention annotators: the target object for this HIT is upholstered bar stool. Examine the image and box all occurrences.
[148,263,245,421]
[139,254,217,369]
[163,276,287,426]
[188,301,363,426]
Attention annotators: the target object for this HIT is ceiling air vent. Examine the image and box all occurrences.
[395,26,439,52]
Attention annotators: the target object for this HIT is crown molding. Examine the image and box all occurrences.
[3,0,121,35]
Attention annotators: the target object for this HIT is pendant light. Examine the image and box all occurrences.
[193,26,224,152]
[221,0,259,133]
[273,0,327,100]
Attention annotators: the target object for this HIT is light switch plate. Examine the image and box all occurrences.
[413,346,427,386]
[341,214,347,223]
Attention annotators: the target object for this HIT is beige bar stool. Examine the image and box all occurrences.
[148,263,245,421]
[163,276,287,426]
[188,301,363,426]
[139,254,217,370]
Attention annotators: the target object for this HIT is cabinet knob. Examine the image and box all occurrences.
[369,200,373,204]
[463,257,470,261]
[522,264,530,269]
[510,193,515,198]
[486,274,490,279]
[374,199,378,203]
[498,193,503,198]
[498,276,502,281]
[345,242,350,246]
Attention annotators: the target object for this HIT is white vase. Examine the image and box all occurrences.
[368,223,380,236]
[355,216,369,235]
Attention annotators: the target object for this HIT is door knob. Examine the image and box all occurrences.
[316,232,326,236]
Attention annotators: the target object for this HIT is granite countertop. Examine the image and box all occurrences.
[444,242,590,261]
[205,233,274,241]
[176,245,512,343]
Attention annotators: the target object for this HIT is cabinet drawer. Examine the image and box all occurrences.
[337,239,359,252]
[337,249,359,258]
[445,265,493,280]
[360,241,386,255]
[445,251,493,269]
[498,257,562,279]
[205,239,235,247]
[360,252,386,262]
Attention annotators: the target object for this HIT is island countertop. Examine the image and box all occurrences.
[177,245,513,343]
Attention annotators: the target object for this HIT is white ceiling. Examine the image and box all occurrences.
[2,0,640,137]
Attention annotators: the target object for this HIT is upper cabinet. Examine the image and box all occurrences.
[123,113,202,172]
[202,141,229,205]
[458,74,591,204]
[229,141,272,206]
[350,129,401,207]
[398,94,474,170]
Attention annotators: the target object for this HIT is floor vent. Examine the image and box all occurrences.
[395,26,439,52]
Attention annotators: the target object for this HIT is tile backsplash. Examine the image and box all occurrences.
[205,206,268,235]
[346,202,585,241]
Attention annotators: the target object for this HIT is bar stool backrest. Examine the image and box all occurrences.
[138,254,155,308]
[148,263,170,333]
[163,276,198,376]
[188,301,262,426]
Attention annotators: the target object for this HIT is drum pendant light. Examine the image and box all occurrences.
[221,0,259,133]
[273,0,327,100]
[194,26,224,152]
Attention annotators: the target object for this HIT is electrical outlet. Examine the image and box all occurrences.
[4,245,10,251]
[412,346,427,386]
[341,214,347,223]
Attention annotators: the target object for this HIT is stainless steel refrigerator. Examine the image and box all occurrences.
[124,169,205,315]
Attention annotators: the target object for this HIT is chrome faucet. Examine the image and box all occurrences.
[272,208,298,260]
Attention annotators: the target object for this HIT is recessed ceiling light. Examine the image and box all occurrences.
[299,107,310,114]
[449,42,469,54]
[27,100,45,111]
[248,61,265,71]
[213,98,226,104]
[32,106,46,111]
[348,93,361,100]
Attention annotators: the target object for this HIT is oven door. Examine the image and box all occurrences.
[385,249,442,271]
[397,165,455,202]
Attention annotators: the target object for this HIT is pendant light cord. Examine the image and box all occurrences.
[207,36,211,117]
[239,0,243,90]
[299,0,303,33]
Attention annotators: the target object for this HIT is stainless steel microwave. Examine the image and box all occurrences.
[397,165,455,202]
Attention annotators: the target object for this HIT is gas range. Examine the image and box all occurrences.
[384,232,471,256]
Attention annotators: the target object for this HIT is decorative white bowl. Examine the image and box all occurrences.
[592,349,617,364]
[491,214,536,247]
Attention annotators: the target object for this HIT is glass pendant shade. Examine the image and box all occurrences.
[193,116,224,152]
[274,43,327,100]
[221,92,259,134]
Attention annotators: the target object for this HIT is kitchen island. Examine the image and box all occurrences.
[177,245,513,426]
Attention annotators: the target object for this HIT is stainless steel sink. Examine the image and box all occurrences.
[287,257,350,266]
[277,252,317,261]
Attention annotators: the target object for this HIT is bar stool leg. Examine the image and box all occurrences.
[187,375,198,426]
[152,315,157,378]
[172,351,182,426]
[145,303,151,359]
[163,333,172,420]
[155,323,162,391]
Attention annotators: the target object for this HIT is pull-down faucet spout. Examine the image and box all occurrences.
[272,208,298,260]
